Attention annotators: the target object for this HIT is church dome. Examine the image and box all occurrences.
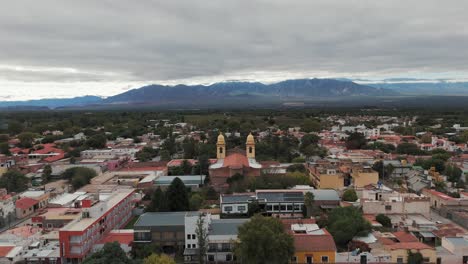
[217,133,225,145]
[246,133,255,144]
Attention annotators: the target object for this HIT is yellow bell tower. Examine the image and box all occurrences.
[216,132,226,159]
[246,133,255,159]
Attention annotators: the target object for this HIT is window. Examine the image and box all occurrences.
[423,257,430,263]
[464,256,468,264]
[192,244,196,248]
[187,244,191,249]
[192,234,196,239]
[224,206,233,212]
[249,147,253,153]
[273,205,279,211]
[287,205,293,211]
[397,257,404,264]
[238,206,246,211]
[294,204,301,211]
[226,254,232,261]
[280,205,286,211]
[187,234,191,240]
[385,205,392,210]
[306,256,313,264]
[208,255,214,262]
[266,205,272,211]
[321,256,329,263]
[436,257,441,264]
[219,147,223,154]
[291,256,297,263]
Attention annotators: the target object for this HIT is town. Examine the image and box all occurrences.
[0,109,467,264]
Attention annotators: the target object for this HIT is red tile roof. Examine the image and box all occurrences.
[15,197,39,209]
[423,189,457,201]
[0,246,14,257]
[386,242,433,250]
[393,231,419,243]
[293,233,337,252]
[222,152,249,168]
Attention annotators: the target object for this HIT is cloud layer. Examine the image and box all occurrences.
[1,1,468,100]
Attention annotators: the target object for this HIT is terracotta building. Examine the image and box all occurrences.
[209,133,262,192]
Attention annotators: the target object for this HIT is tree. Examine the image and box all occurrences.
[444,165,463,183]
[195,214,209,264]
[396,143,424,155]
[0,142,11,155]
[407,250,424,264]
[61,167,97,190]
[325,206,371,247]
[136,147,158,162]
[376,214,392,228]
[342,189,358,202]
[147,187,168,212]
[42,164,52,183]
[83,242,132,264]
[345,132,367,150]
[304,192,315,218]
[236,215,294,264]
[143,253,175,264]
[18,132,36,148]
[166,177,190,211]
[190,193,204,211]
[85,134,107,149]
[7,121,23,135]
[160,149,171,161]
[302,119,321,133]
[0,170,29,193]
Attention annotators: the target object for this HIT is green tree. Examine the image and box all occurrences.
[147,187,168,212]
[444,165,463,183]
[236,215,294,264]
[396,143,424,155]
[0,170,29,193]
[61,167,97,190]
[407,250,424,264]
[136,147,158,162]
[0,142,11,155]
[166,177,190,211]
[302,119,321,133]
[143,253,175,264]
[85,134,107,149]
[304,192,315,218]
[342,189,358,202]
[195,214,209,264]
[83,242,132,264]
[189,193,204,211]
[18,132,37,148]
[325,206,371,247]
[7,121,23,135]
[160,149,171,161]
[376,214,392,228]
[345,132,367,150]
[42,164,52,183]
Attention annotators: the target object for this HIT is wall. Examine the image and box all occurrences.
[390,248,436,264]
[294,250,336,264]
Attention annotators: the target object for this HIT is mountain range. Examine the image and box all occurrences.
[0,78,398,109]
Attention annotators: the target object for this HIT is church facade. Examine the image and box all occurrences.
[209,133,263,192]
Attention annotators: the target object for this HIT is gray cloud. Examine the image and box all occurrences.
[1,0,468,99]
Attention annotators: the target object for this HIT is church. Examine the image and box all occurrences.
[209,133,265,192]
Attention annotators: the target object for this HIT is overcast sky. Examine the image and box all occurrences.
[1,1,468,100]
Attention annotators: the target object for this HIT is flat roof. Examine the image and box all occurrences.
[60,189,134,231]
[209,219,248,236]
[134,212,188,227]
[155,175,205,185]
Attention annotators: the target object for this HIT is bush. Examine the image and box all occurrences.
[342,189,358,202]
[376,214,392,227]
[61,167,97,190]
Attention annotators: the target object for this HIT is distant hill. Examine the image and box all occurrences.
[366,81,468,95]
[0,79,399,109]
[104,78,397,105]
[0,95,102,109]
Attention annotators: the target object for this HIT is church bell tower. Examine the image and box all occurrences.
[216,132,226,159]
[246,133,255,159]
